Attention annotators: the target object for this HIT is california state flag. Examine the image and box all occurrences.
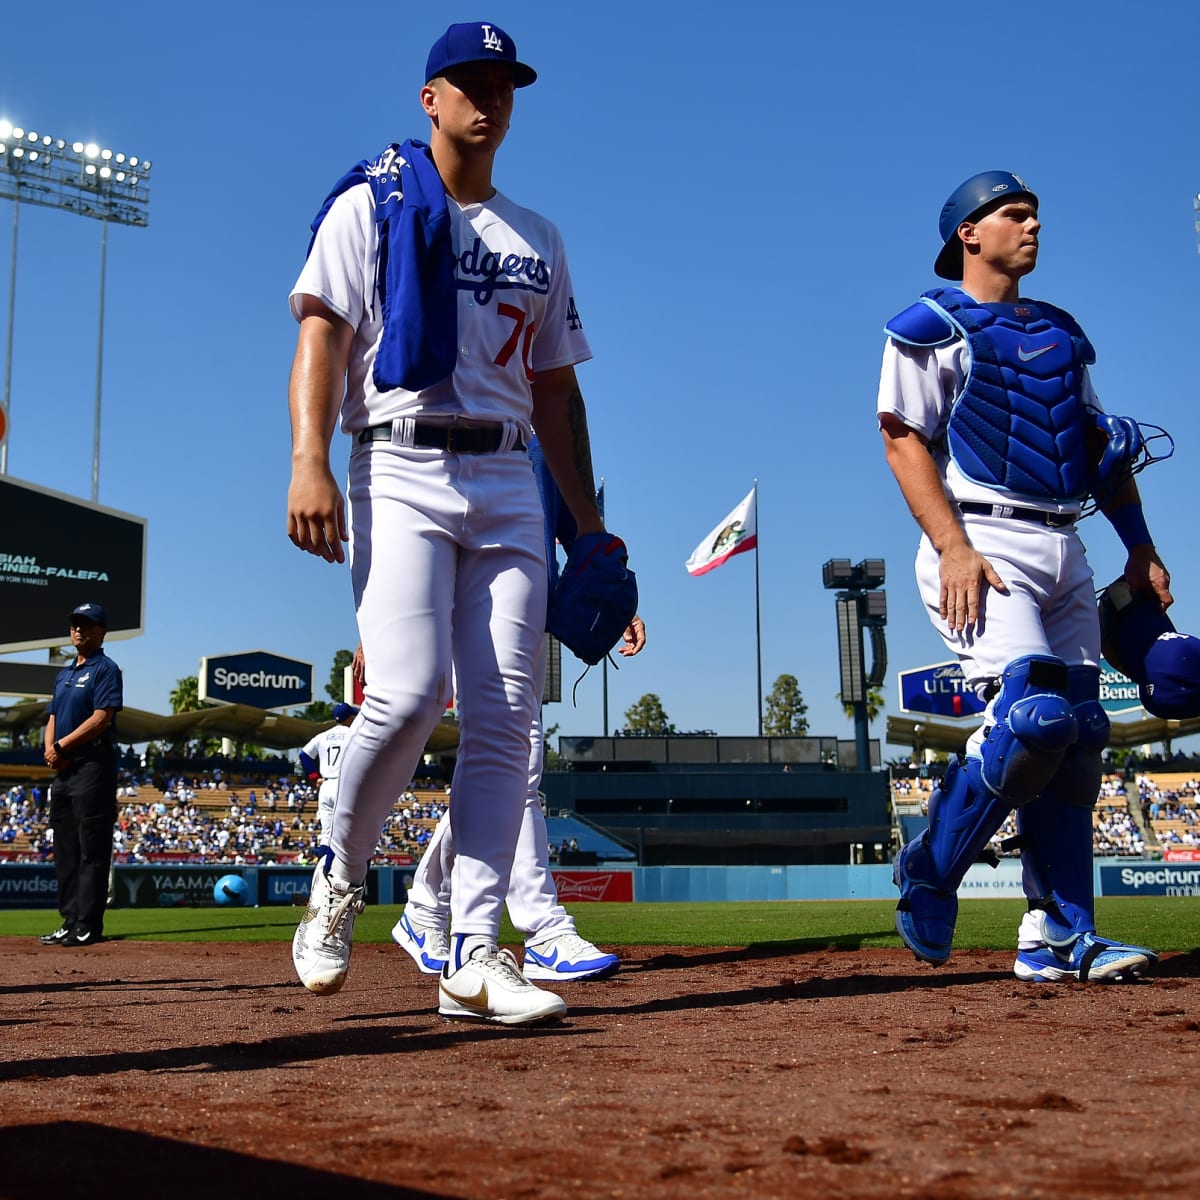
[685,487,757,576]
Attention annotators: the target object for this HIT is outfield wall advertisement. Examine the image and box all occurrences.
[551,870,634,902]
[5,862,1197,908]
[0,864,57,908]
[1099,863,1200,897]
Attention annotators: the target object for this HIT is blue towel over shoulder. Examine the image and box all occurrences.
[307,139,457,393]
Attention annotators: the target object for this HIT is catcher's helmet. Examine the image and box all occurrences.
[1098,578,1200,720]
[935,171,1038,280]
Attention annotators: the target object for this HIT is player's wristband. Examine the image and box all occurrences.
[53,740,64,756]
[1110,505,1152,551]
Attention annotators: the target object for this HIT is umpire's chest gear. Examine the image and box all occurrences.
[886,287,1095,503]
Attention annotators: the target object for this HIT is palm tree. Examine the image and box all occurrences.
[838,686,885,723]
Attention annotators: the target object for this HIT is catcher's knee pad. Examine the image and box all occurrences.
[916,755,1013,893]
[977,655,1077,804]
[1047,666,1110,805]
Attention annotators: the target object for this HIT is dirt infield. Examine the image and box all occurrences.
[1,937,1198,1199]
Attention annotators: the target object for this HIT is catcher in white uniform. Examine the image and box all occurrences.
[298,701,358,844]
[287,21,609,1025]
[879,170,1173,983]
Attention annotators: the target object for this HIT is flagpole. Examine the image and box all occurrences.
[599,475,609,736]
[754,480,762,735]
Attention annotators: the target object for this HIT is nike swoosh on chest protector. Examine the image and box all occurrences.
[1017,343,1057,362]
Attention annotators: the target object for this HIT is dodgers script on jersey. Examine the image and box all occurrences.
[290,178,591,433]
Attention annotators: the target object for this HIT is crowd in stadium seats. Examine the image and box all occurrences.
[1,783,48,854]
[1,769,450,864]
[891,771,1165,858]
[1138,773,1200,851]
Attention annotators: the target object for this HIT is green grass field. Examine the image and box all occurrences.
[3,897,1199,951]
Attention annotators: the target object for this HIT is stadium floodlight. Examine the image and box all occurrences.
[0,117,153,497]
[823,557,888,771]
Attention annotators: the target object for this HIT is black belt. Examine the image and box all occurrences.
[356,421,523,454]
[959,502,1076,529]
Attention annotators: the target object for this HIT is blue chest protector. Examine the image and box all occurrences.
[885,287,1096,503]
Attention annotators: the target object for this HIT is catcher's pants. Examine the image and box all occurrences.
[914,516,1098,757]
[331,440,545,940]
[404,645,577,942]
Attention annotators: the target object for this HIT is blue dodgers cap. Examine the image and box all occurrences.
[425,21,537,88]
[1099,578,1200,719]
[1141,635,1200,720]
[70,601,108,626]
[934,170,1038,280]
[332,702,359,722]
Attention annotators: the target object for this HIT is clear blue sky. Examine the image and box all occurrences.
[2,1,1198,757]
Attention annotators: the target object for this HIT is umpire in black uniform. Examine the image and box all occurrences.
[40,602,124,947]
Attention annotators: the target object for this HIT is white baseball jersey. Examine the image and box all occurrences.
[300,725,352,781]
[291,182,592,435]
[290,159,594,946]
[876,336,1102,515]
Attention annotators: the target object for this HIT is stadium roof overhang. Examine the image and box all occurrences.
[0,701,460,754]
[887,712,1200,756]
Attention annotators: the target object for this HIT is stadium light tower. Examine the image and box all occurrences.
[822,558,888,771]
[0,118,152,500]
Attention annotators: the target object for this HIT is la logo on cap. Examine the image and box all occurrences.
[481,23,503,53]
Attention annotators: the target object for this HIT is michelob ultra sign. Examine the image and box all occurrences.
[899,659,1142,718]
[898,662,986,719]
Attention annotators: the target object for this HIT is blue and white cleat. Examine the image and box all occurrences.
[392,910,450,975]
[1013,908,1157,983]
[522,932,620,981]
[893,839,958,967]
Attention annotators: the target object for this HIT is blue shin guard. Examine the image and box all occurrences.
[895,656,1077,966]
[1018,668,1109,936]
[894,756,1010,964]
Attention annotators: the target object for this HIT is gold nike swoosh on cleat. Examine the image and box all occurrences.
[447,980,489,1010]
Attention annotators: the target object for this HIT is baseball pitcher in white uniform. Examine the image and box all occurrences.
[286,21,609,1025]
[879,171,1173,983]
[382,435,645,979]
[298,701,358,844]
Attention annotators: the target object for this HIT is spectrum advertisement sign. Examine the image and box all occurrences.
[1099,863,1200,897]
[199,650,313,710]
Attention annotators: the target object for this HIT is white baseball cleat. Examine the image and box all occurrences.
[522,931,620,981]
[292,856,366,995]
[439,947,567,1025]
[392,910,450,975]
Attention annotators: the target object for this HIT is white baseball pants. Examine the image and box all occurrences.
[330,440,545,939]
[403,641,576,941]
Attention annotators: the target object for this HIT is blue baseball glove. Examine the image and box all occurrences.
[547,532,638,666]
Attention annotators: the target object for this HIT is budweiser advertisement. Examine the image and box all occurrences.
[550,870,634,902]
